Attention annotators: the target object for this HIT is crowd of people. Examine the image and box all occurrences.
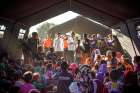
[0,31,140,93]
[28,31,117,64]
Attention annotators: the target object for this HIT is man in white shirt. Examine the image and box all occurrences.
[67,32,76,63]
[68,36,75,51]
[53,32,64,58]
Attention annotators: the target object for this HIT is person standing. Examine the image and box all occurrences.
[55,62,73,93]
[63,35,69,60]
[27,32,39,63]
[43,34,53,53]
[53,32,64,58]
[75,40,84,65]
[67,32,76,63]
[107,34,115,50]
[36,46,45,63]
[81,33,90,64]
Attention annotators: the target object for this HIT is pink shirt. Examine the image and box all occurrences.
[20,83,36,93]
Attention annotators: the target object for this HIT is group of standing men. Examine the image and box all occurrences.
[24,31,115,65]
[43,32,82,63]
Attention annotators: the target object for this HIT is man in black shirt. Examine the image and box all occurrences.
[55,61,73,93]
[82,33,90,54]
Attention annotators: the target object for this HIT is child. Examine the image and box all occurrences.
[32,72,45,91]
[20,71,38,93]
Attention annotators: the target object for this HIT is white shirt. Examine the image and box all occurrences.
[94,49,101,61]
[68,36,76,51]
[53,37,64,52]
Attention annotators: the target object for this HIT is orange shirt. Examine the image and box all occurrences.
[64,39,68,49]
[44,38,53,48]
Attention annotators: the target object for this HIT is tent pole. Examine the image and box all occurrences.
[123,21,137,56]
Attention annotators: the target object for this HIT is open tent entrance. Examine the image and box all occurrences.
[29,11,79,38]
[29,11,137,59]
[29,11,111,38]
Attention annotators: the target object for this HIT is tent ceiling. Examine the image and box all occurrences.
[0,0,140,27]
